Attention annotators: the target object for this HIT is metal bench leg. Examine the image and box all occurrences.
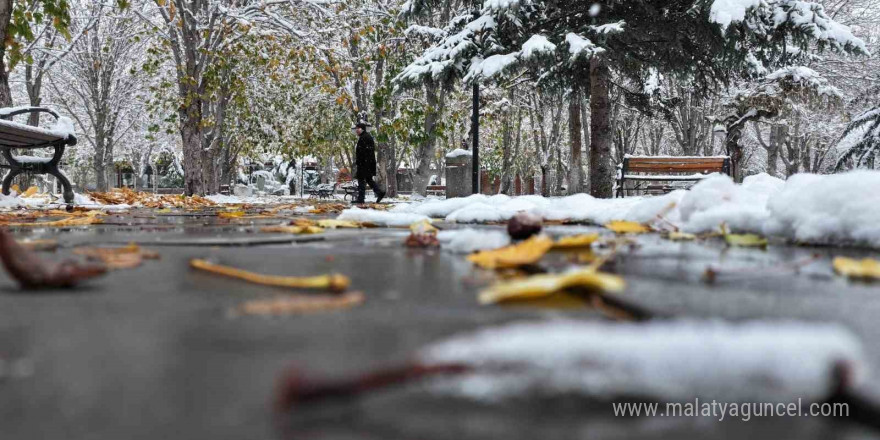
[1,168,23,196]
[46,167,74,208]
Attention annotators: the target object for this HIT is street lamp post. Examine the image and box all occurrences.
[472,82,480,194]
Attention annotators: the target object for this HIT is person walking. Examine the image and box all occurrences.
[353,122,385,204]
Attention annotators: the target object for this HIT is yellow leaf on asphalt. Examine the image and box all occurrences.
[553,233,600,249]
[478,268,626,304]
[260,225,324,234]
[467,235,553,269]
[10,184,19,194]
[833,257,880,281]
[4,216,103,227]
[605,220,651,234]
[724,233,768,248]
[409,219,437,235]
[237,292,365,315]
[317,219,361,229]
[190,258,350,292]
[218,211,245,218]
[668,231,696,241]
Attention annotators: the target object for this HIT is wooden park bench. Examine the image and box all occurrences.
[616,155,731,197]
[426,185,446,197]
[308,182,338,199]
[0,107,77,207]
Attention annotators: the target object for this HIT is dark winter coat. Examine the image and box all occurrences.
[355,131,377,179]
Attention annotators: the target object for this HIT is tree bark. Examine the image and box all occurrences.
[567,84,583,194]
[589,55,614,198]
[499,89,514,195]
[413,79,445,196]
[0,0,13,107]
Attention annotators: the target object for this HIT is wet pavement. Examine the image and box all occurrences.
[0,206,879,439]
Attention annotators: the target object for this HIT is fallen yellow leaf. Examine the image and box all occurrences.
[553,233,600,249]
[605,220,651,234]
[21,186,39,198]
[4,216,104,227]
[724,233,768,248]
[218,211,245,218]
[833,257,880,281]
[317,219,361,229]
[478,268,626,304]
[260,225,324,234]
[409,219,437,235]
[190,259,350,292]
[668,231,696,241]
[237,292,365,315]
[467,235,554,269]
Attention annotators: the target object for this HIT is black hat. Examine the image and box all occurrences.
[353,121,371,130]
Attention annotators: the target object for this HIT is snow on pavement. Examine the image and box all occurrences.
[421,319,865,402]
[337,170,880,248]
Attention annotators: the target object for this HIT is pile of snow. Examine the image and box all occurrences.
[49,116,76,138]
[338,206,430,227]
[421,319,865,402]
[341,170,880,248]
[437,228,511,253]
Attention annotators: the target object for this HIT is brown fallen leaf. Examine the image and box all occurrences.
[236,292,365,316]
[0,229,106,289]
[190,258,350,292]
[406,220,439,248]
[73,243,159,270]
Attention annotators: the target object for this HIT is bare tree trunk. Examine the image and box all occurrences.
[567,84,583,194]
[0,0,13,107]
[589,55,613,198]
[499,90,514,194]
[413,79,444,196]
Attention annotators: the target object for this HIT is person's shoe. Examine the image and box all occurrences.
[376,190,386,204]
[353,199,366,205]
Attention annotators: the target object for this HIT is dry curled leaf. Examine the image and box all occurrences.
[190,258,350,292]
[405,220,439,247]
[667,231,696,241]
[317,219,361,229]
[218,211,246,219]
[724,233,768,248]
[88,187,215,208]
[20,186,39,198]
[467,235,554,269]
[73,243,159,270]
[553,233,600,249]
[604,220,651,234]
[0,229,106,289]
[478,268,626,305]
[237,292,365,316]
[833,257,880,281]
[260,225,324,234]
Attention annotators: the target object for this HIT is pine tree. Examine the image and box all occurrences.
[397,0,866,196]
[835,107,880,170]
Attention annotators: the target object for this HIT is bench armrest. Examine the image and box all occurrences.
[0,107,61,121]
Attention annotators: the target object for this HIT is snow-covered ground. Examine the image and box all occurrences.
[337,171,880,248]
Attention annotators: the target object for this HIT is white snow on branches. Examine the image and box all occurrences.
[565,33,604,60]
[520,34,556,60]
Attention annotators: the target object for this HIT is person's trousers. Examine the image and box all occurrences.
[357,176,381,202]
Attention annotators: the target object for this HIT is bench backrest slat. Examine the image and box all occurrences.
[0,121,64,147]
[0,131,57,147]
[624,157,728,174]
